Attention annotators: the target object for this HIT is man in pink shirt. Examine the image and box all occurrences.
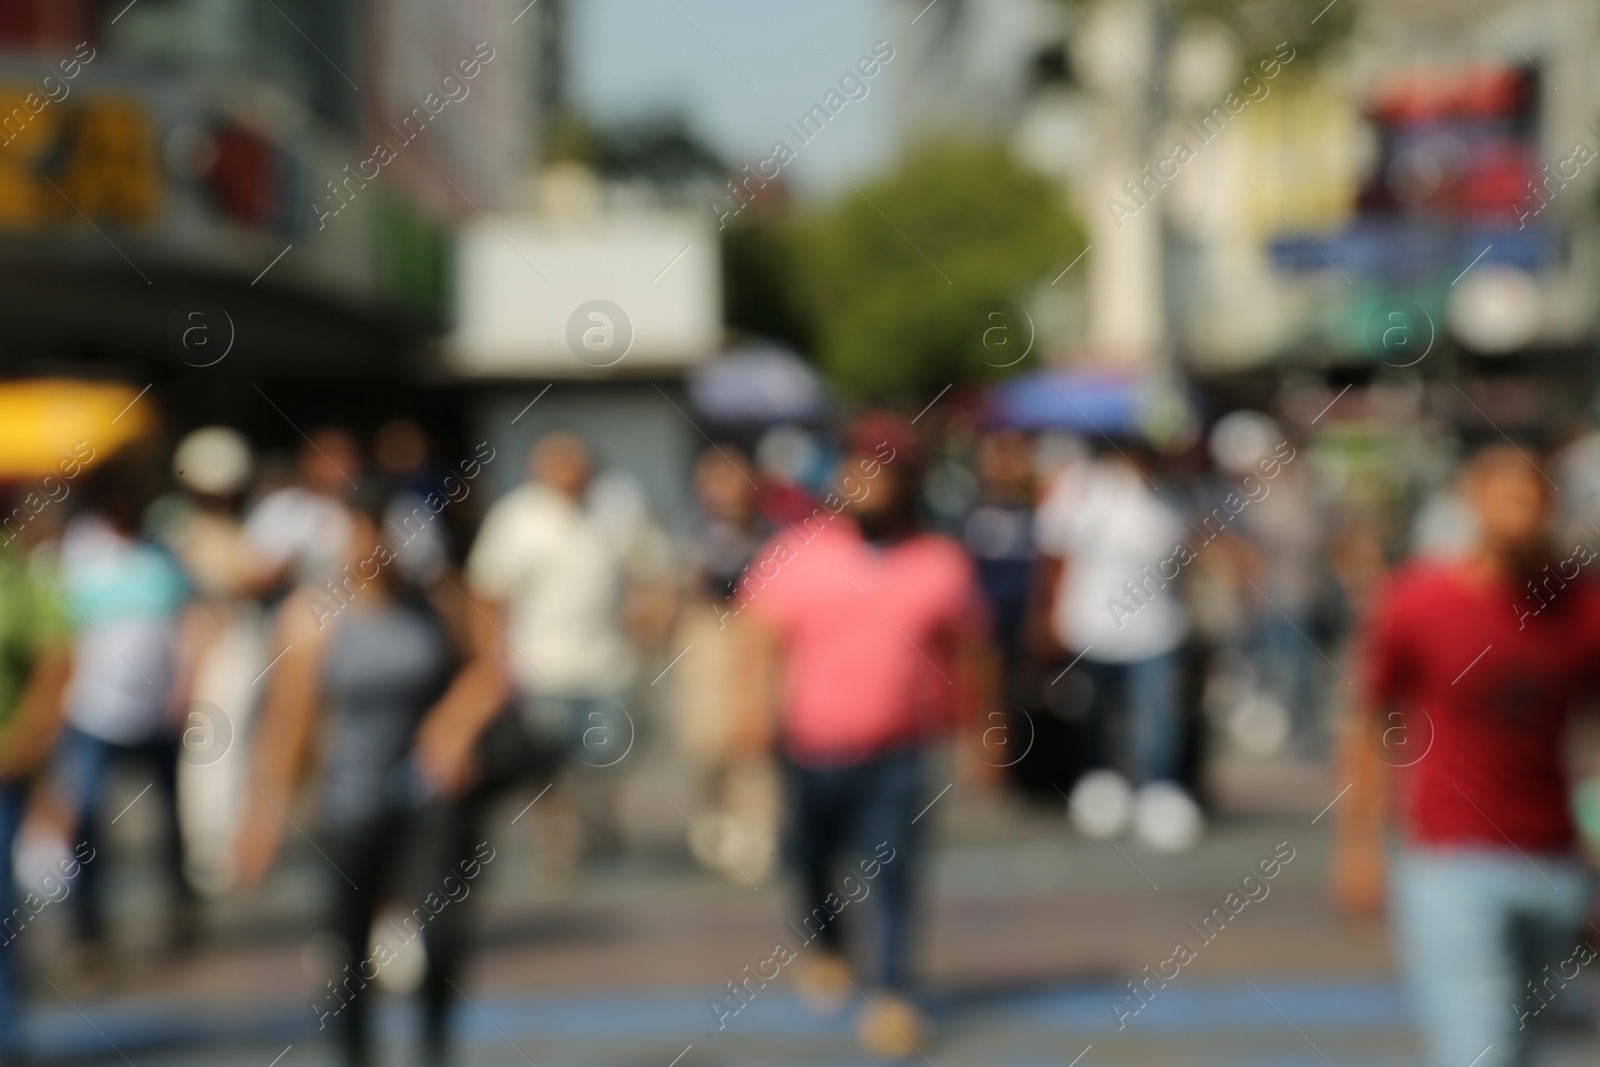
[738,414,991,1057]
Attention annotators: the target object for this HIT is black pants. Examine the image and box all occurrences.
[320,799,482,1067]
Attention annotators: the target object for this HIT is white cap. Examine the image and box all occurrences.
[173,426,253,496]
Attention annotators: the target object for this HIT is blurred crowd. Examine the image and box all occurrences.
[4,403,1600,1065]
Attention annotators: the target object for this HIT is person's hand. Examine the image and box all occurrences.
[232,811,282,890]
[413,714,477,799]
[728,713,772,761]
[1024,616,1065,667]
[1330,832,1385,918]
[0,724,49,780]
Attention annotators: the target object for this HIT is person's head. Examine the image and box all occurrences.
[339,489,401,596]
[373,419,429,478]
[83,445,162,538]
[976,429,1032,501]
[530,432,592,501]
[841,412,923,540]
[1465,444,1553,563]
[694,445,756,524]
[298,427,360,498]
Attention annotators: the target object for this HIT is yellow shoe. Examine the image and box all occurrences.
[856,992,926,1060]
[794,952,852,1013]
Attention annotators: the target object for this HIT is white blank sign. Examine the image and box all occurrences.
[447,213,721,376]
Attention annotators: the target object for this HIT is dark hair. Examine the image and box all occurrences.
[82,446,163,535]
[344,484,393,529]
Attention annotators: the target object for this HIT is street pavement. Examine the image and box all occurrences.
[15,755,1600,1067]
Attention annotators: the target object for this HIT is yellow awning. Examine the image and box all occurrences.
[0,379,152,478]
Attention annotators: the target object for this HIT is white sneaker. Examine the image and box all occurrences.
[1068,769,1133,839]
[1133,782,1205,852]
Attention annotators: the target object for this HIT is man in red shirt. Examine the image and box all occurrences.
[1333,444,1600,1067]
[738,415,991,1058]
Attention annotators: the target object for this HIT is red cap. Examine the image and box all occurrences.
[845,411,924,472]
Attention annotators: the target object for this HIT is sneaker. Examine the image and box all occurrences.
[794,952,852,1014]
[1068,769,1133,839]
[1133,782,1205,852]
[856,993,926,1060]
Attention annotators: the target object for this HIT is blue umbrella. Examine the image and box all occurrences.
[984,367,1152,435]
[688,343,829,425]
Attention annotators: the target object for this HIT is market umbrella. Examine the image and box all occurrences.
[0,379,151,478]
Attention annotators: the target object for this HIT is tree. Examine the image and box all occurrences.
[794,140,1084,398]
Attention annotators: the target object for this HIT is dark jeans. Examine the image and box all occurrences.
[321,798,482,1067]
[0,779,26,1054]
[1076,651,1183,786]
[57,727,192,946]
[785,747,923,992]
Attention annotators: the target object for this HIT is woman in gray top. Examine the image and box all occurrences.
[236,492,506,1067]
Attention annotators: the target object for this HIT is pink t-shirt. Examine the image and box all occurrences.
[741,520,988,768]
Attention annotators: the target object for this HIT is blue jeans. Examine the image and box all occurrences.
[785,747,923,991]
[0,780,25,1053]
[1251,612,1321,750]
[56,727,191,944]
[1079,650,1183,785]
[1393,846,1596,1067]
[520,695,631,768]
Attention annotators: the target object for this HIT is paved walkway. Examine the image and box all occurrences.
[17,769,1600,1066]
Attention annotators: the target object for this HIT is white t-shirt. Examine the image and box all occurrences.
[466,483,636,697]
[243,487,351,587]
[1035,460,1189,663]
[59,516,188,743]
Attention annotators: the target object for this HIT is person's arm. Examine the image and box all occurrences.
[955,635,1004,786]
[1026,553,1066,663]
[1330,698,1388,916]
[1330,581,1402,918]
[233,593,328,887]
[0,647,72,780]
[412,579,512,798]
[733,617,781,757]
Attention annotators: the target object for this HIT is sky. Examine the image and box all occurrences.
[569,0,902,197]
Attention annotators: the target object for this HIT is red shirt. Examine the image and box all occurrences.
[742,520,988,768]
[1363,560,1600,853]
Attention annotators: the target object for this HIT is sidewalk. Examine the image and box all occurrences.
[18,771,1600,1066]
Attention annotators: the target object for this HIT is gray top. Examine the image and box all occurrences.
[318,595,452,831]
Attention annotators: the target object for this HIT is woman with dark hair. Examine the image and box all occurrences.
[55,447,195,962]
[235,490,506,1067]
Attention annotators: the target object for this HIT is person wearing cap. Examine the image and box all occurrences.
[154,427,274,893]
[736,414,992,1057]
[0,483,72,1062]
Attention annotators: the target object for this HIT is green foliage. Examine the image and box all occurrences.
[793,140,1083,399]
[722,216,814,356]
[545,110,725,188]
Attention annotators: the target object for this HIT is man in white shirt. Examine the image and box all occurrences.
[1034,450,1201,851]
[467,434,647,872]
[242,428,359,594]
[467,433,637,722]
